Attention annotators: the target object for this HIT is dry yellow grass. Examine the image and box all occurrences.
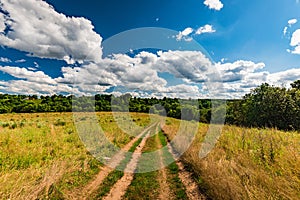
[163,119,300,200]
[1,112,299,199]
[0,112,151,199]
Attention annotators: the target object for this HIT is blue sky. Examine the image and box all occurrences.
[0,0,299,98]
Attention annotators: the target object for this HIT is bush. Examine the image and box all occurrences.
[10,122,17,129]
[54,119,66,126]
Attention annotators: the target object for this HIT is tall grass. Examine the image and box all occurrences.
[162,118,300,200]
[0,112,151,199]
[1,112,299,199]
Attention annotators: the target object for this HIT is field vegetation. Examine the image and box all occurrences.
[163,118,300,199]
[1,112,298,199]
[0,112,151,199]
[0,81,299,199]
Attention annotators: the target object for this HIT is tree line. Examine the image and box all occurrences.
[226,80,300,130]
[0,80,299,131]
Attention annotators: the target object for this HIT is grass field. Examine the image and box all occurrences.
[163,118,300,200]
[0,112,299,199]
[0,112,151,199]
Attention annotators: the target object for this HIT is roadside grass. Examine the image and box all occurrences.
[162,119,300,200]
[55,158,102,191]
[0,112,151,199]
[0,113,100,199]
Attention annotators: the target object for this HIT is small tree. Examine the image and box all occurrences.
[291,80,300,89]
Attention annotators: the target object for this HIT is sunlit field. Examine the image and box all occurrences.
[0,112,151,199]
[0,112,299,199]
[163,118,300,199]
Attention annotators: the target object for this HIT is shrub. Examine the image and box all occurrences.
[54,119,66,126]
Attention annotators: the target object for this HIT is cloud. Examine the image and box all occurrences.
[53,50,213,98]
[0,13,5,33]
[208,61,268,98]
[15,59,26,63]
[1,50,300,99]
[289,29,300,54]
[0,57,11,63]
[0,0,102,64]
[54,50,271,99]
[268,68,300,86]
[203,0,224,11]
[215,60,265,83]
[152,84,202,99]
[0,79,84,96]
[176,25,216,41]
[155,50,212,83]
[196,24,216,35]
[283,27,288,36]
[284,18,298,36]
[56,52,167,93]
[0,65,86,96]
[0,0,298,99]
[0,65,56,84]
[176,27,194,41]
[288,18,298,26]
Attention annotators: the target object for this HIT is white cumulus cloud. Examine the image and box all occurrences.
[176,25,216,41]
[204,0,224,11]
[0,14,5,33]
[288,18,298,26]
[0,0,102,64]
[1,0,299,99]
[268,68,300,85]
[289,29,300,54]
[196,24,216,35]
[284,18,298,36]
[15,59,26,63]
[0,57,11,63]
[176,27,194,41]
[1,51,300,99]
[0,65,56,85]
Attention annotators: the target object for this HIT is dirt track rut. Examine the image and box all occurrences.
[66,123,157,199]
[103,131,151,200]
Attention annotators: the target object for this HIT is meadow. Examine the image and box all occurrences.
[0,112,299,199]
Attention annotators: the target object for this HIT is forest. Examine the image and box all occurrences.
[0,80,299,131]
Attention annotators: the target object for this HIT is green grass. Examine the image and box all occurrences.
[124,133,160,200]
[124,170,160,200]
[158,131,175,165]
[93,170,124,199]
[96,112,152,148]
[55,158,102,192]
[130,138,143,152]
[0,112,152,199]
[158,131,168,146]
[1,112,299,200]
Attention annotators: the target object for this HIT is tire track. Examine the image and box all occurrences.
[156,133,172,200]
[66,123,157,199]
[102,131,152,200]
[167,142,206,200]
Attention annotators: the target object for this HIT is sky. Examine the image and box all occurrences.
[0,0,300,99]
